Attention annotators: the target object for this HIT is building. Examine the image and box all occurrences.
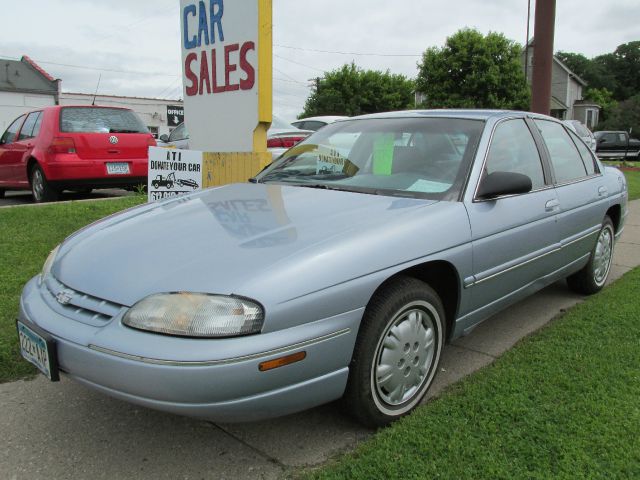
[0,56,60,131]
[0,54,183,138]
[523,43,600,129]
[59,93,183,138]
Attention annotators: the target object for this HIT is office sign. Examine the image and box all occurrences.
[166,105,185,127]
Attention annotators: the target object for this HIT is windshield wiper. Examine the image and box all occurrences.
[109,128,142,133]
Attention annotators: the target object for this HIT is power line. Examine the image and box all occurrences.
[274,54,325,73]
[156,76,181,97]
[273,66,309,85]
[275,43,422,58]
[273,88,307,99]
[92,1,179,42]
[0,53,179,77]
[274,76,310,87]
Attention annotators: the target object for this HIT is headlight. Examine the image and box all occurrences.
[122,293,264,338]
[39,245,60,285]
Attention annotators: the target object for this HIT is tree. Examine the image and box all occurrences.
[300,63,415,118]
[599,94,640,137]
[584,87,617,122]
[416,28,530,110]
[555,51,617,93]
[556,42,640,101]
[608,41,640,100]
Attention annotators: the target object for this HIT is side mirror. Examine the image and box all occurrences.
[477,171,532,199]
[598,137,606,144]
[159,134,169,143]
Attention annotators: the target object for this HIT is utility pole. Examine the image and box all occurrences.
[530,0,556,115]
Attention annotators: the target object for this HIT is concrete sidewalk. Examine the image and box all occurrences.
[2,200,639,480]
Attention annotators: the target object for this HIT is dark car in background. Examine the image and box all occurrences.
[594,130,640,160]
[0,105,156,202]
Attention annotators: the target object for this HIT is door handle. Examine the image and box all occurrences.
[598,186,608,197]
[545,199,560,212]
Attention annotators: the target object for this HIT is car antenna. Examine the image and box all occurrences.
[91,74,102,106]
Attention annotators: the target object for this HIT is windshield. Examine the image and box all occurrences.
[256,117,484,200]
[60,107,149,134]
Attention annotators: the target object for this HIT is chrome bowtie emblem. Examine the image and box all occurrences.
[56,290,73,305]
[109,135,119,144]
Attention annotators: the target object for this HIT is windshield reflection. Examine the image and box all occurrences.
[257,117,484,201]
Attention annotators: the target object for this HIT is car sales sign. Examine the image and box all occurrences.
[180,0,272,153]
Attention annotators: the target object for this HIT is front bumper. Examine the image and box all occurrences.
[19,276,361,421]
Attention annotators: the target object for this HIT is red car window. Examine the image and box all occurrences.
[18,111,43,141]
[1,115,26,145]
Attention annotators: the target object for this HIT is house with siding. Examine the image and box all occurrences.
[0,56,60,131]
[522,42,600,129]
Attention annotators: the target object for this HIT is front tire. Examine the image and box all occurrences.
[30,165,59,203]
[567,216,615,294]
[343,276,445,427]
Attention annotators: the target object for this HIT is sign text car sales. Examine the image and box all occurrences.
[182,0,255,96]
[179,0,263,152]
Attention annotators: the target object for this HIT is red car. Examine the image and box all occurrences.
[0,105,156,202]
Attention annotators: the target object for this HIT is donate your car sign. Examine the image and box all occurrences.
[148,146,202,201]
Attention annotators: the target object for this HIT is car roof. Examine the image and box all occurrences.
[295,116,350,123]
[349,109,554,122]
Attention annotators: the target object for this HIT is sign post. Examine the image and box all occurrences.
[178,0,272,190]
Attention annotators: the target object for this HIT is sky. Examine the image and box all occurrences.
[1,0,638,122]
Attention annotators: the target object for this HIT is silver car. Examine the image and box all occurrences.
[17,110,627,427]
[156,116,312,159]
[564,120,596,152]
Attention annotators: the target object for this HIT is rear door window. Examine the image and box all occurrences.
[60,107,148,134]
[534,120,587,184]
[567,129,597,175]
[0,115,26,145]
[18,111,42,140]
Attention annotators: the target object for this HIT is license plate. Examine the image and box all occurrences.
[106,162,130,175]
[16,321,59,381]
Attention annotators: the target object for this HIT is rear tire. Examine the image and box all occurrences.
[567,216,615,294]
[343,276,445,427]
[0,188,5,198]
[30,165,59,203]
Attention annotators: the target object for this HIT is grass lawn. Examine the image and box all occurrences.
[306,268,640,479]
[622,169,640,201]
[0,196,145,383]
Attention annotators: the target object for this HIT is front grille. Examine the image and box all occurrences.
[43,275,126,326]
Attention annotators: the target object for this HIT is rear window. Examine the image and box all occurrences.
[570,122,589,137]
[60,107,148,134]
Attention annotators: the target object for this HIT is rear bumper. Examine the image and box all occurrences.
[49,177,147,190]
[44,157,148,182]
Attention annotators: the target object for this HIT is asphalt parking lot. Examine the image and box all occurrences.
[0,189,134,207]
[1,200,639,480]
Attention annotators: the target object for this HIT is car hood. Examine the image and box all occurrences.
[53,183,443,306]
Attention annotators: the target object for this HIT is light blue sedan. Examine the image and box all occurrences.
[17,110,627,427]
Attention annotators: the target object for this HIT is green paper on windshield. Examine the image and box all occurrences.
[373,134,394,175]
